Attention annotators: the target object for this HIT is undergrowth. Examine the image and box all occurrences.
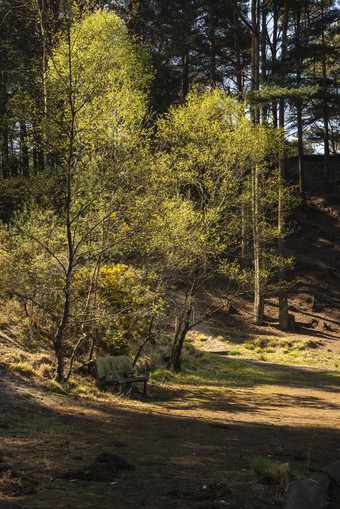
[1,328,339,402]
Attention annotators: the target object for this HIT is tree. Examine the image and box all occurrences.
[138,88,291,368]
[0,0,41,179]
[0,10,151,382]
[303,1,339,187]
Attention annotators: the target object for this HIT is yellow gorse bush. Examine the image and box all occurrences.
[74,263,158,356]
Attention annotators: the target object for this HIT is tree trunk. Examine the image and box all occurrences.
[232,0,242,95]
[169,281,195,372]
[252,164,264,325]
[208,1,216,87]
[241,199,248,267]
[37,0,48,117]
[297,102,305,194]
[54,30,76,382]
[296,5,305,195]
[261,5,267,124]
[271,4,279,128]
[1,121,9,179]
[251,0,260,123]
[170,305,192,373]
[321,10,331,191]
[36,0,48,171]
[182,54,189,99]
[278,0,289,330]
[54,265,72,382]
[0,70,9,179]
[20,121,30,178]
[133,317,154,367]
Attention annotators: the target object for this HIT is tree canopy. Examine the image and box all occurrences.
[0,2,336,377]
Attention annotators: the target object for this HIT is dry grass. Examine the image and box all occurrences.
[0,469,37,497]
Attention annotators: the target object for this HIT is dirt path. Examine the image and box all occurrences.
[1,354,340,509]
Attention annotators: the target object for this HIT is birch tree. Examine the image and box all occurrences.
[0,10,151,382]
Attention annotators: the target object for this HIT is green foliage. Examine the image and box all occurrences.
[0,14,297,377]
[0,11,154,381]
[0,179,31,224]
[46,10,151,157]
[149,88,275,279]
[74,263,163,356]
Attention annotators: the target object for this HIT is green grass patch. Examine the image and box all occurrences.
[251,456,276,476]
[153,342,340,389]
[222,334,339,370]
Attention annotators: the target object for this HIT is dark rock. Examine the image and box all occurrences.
[61,452,135,482]
[95,451,133,470]
[324,459,340,486]
[284,478,323,509]
[200,482,231,500]
[309,472,330,493]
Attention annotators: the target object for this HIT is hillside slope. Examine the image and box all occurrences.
[285,156,340,335]
[187,156,340,366]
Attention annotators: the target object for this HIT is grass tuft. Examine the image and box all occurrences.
[251,456,290,489]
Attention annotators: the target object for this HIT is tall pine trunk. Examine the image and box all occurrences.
[182,54,189,99]
[252,164,264,325]
[321,8,331,191]
[271,5,279,128]
[296,5,305,195]
[36,0,47,172]
[251,0,260,123]
[251,0,262,322]
[232,0,242,95]
[20,121,30,177]
[261,6,267,124]
[278,0,289,330]
[0,70,9,179]
[209,1,216,86]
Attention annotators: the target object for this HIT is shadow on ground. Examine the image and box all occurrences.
[1,365,340,509]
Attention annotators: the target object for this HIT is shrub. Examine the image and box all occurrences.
[74,263,164,357]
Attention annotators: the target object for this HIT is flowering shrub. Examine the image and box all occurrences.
[74,263,162,356]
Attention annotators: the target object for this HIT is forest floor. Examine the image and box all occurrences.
[1,156,340,509]
[0,341,339,509]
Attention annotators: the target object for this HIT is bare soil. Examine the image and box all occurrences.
[0,356,340,509]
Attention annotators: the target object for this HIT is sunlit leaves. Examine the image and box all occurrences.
[46,10,152,162]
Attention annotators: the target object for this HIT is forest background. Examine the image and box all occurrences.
[0,0,339,383]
